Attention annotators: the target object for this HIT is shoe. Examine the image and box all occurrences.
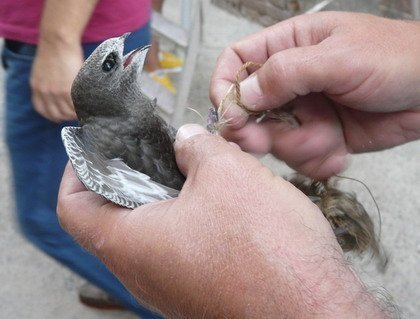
[150,70,177,94]
[78,282,126,310]
[159,51,183,72]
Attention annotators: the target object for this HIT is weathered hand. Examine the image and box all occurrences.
[58,124,384,318]
[30,41,82,122]
[210,12,420,179]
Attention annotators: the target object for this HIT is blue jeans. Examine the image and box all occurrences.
[1,24,162,318]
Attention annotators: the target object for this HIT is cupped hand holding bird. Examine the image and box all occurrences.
[58,124,384,318]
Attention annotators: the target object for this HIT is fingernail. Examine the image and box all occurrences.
[176,124,209,142]
[239,73,262,110]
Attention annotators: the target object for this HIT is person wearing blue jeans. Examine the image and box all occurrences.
[1,0,161,317]
[2,25,161,319]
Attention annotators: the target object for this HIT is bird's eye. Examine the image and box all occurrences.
[102,52,117,72]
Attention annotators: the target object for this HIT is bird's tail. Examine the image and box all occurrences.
[288,174,388,272]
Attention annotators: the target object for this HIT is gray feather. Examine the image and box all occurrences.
[62,127,179,208]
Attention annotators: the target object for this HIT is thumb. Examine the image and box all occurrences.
[239,45,336,111]
[174,124,235,176]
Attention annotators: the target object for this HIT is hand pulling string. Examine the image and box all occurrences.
[212,62,387,270]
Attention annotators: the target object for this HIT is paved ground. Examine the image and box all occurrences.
[1,0,419,318]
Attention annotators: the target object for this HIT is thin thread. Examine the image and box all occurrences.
[186,106,206,124]
[335,175,382,241]
[216,85,236,130]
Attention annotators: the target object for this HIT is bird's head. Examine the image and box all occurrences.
[71,33,151,123]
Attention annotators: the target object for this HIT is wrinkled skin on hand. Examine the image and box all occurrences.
[210,12,420,180]
[58,125,384,318]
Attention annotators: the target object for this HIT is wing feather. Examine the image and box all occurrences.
[61,126,179,209]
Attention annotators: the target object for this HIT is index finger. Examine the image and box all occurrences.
[57,163,127,251]
[58,162,105,203]
[209,12,340,121]
[210,22,294,108]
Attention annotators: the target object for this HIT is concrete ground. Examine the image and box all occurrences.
[0,0,419,318]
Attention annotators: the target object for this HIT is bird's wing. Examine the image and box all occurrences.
[61,126,179,209]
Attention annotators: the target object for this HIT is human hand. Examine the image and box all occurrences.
[58,124,385,318]
[30,40,82,122]
[210,12,420,180]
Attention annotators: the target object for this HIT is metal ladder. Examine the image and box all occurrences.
[141,0,202,127]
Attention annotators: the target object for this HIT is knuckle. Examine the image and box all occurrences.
[176,132,211,155]
[257,56,288,100]
[89,209,126,258]
[177,134,232,170]
[33,84,50,95]
[267,54,289,82]
[202,149,237,172]
[220,46,234,60]
[56,196,72,231]
[57,198,107,256]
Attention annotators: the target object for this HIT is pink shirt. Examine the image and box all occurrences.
[0,0,152,44]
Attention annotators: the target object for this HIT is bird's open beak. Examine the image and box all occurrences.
[121,32,150,72]
[119,32,131,42]
[118,32,150,80]
[122,45,151,72]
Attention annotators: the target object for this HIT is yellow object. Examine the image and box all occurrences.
[159,51,183,70]
[150,70,177,94]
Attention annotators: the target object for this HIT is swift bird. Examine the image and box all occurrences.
[62,33,184,209]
